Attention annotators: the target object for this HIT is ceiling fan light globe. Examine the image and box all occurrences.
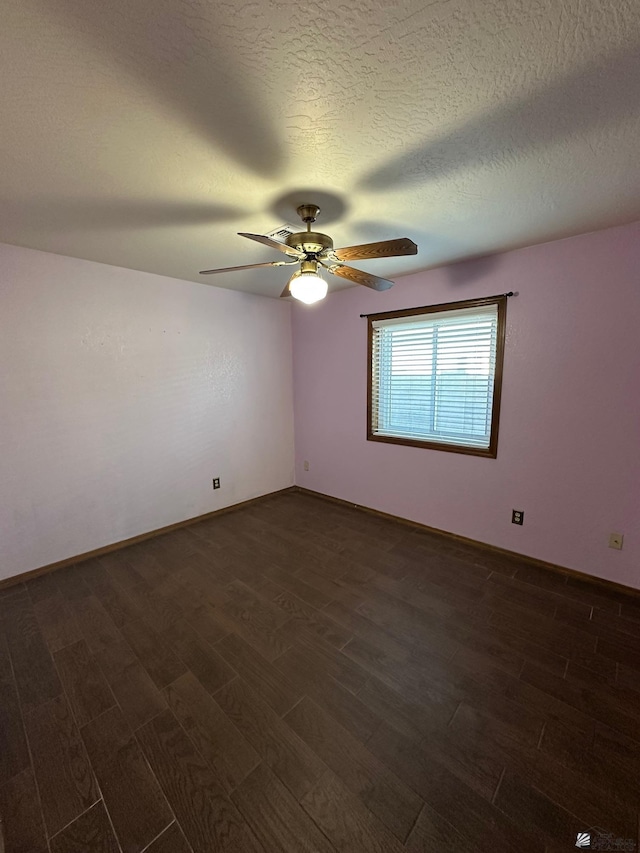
[288,270,328,305]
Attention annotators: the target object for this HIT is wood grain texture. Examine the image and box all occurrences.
[215,678,325,800]
[143,822,193,853]
[366,721,543,853]
[120,618,187,689]
[49,801,120,853]
[165,671,259,792]
[2,593,62,713]
[0,635,30,785]
[33,593,83,653]
[405,801,468,853]
[285,696,422,841]
[232,762,337,853]
[81,706,172,853]
[0,768,48,853]
[300,771,406,853]
[53,640,115,727]
[3,490,640,851]
[24,694,98,837]
[161,618,235,696]
[136,709,264,853]
[216,633,301,716]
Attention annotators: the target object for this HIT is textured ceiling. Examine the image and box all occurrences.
[1,0,639,297]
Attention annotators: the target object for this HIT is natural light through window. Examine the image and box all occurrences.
[368,296,507,457]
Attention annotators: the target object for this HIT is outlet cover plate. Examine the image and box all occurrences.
[608,532,623,550]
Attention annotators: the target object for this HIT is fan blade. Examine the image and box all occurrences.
[200,260,295,275]
[321,262,394,291]
[280,283,291,298]
[328,237,417,262]
[238,232,305,259]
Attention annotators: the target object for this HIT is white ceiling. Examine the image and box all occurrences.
[1,0,639,297]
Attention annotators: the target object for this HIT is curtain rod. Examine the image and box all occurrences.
[359,291,515,318]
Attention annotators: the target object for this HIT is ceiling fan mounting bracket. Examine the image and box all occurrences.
[296,204,320,225]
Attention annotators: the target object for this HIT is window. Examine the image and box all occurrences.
[368,295,507,457]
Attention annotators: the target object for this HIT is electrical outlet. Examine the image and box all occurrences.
[212,478,220,490]
[303,460,310,471]
[608,532,623,550]
[512,509,524,525]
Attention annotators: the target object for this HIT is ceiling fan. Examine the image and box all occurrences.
[200,204,418,304]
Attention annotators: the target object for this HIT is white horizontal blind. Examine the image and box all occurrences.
[371,303,498,448]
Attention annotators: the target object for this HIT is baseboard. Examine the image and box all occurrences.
[294,486,640,601]
[0,486,296,591]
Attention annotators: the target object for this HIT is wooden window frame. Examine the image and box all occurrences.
[367,295,507,458]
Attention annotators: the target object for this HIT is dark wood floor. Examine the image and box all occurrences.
[1,491,639,853]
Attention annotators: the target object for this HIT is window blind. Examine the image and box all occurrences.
[371,303,499,449]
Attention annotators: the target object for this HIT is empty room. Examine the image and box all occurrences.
[1,0,639,851]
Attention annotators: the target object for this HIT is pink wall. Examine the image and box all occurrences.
[0,243,294,582]
[292,221,640,590]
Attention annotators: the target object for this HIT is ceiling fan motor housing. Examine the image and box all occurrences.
[285,231,333,255]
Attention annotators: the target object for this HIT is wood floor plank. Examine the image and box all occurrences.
[323,599,430,662]
[136,709,264,853]
[0,633,30,785]
[111,663,168,730]
[4,492,640,851]
[120,618,187,689]
[69,595,124,658]
[100,551,147,596]
[49,800,119,853]
[53,640,115,727]
[232,762,337,853]
[0,767,48,853]
[219,583,293,663]
[161,618,235,697]
[85,561,143,627]
[274,630,368,696]
[262,564,333,609]
[81,706,173,853]
[367,721,543,853]
[165,671,260,792]
[539,717,638,803]
[24,694,98,837]
[270,588,352,649]
[54,566,94,603]
[3,593,63,713]
[357,674,455,741]
[186,604,230,646]
[128,579,184,634]
[143,821,193,853]
[284,695,423,842]
[216,633,301,716]
[94,636,167,730]
[493,769,586,850]
[26,572,61,604]
[294,567,366,610]
[520,661,640,741]
[33,593,84,653]
[299,770,406,853]
[215,678,325,800]
[405,802,469,853]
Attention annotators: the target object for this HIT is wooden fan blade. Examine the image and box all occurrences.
[321,262,394,291]
[329,237,417,262]
[200,260,294,274]
[238,232,305,259]
[280,283,291,298]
